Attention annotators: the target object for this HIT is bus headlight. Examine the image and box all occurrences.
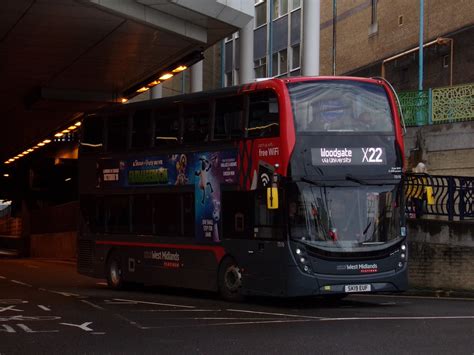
[296,248,302,255]
[300,257,306,263]
[401,244,406,251]
[293,245,312,274]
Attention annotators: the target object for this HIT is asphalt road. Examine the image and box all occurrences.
[1,258,473,355]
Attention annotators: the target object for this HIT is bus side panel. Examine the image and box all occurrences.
[99,244,220,292]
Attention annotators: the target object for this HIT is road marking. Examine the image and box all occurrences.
[92,332,106,335]
[319,315,474,321]
[10,280,32,287]
[107,298,195,309]
[0,276,6,280]
[227,309,322,320]
[26,264,39,269]
[47,290,81,298]
[136,319,313,330]
[81,300,104,310]
[352,293,474,302]
[137,309,218,312]
[60,321,94,332]
[38,305,51,311]
[17,324,59,333]
[0,299,27,305]
[0,315,61,322]
[0,324,16,333]
[114,313,148,330]
[0,306,23,313]
[96,282,107,286]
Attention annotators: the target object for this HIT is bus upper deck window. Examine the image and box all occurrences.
[247,91,280,138]
[214,96,244,140]
[81,115,104,153]
[131,110,151,149]
[107,113,128,152]
[183,102,209,144]
[154,106,179,146]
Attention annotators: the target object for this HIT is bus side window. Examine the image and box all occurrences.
[247,91,280,138]
[131,194,153,235]
[183,101,209,144]
[81,115,104,153]
[214,96,244,140]
[152,192,194,237]
[154,105,180,146]
[131,109,152,149]
[80,196,104,233]
[106,113,129,152]
[104,195,130,234]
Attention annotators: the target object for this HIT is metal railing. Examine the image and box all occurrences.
[404,173,474,221]
[399,83,474,126]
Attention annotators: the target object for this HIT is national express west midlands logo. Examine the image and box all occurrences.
[336,263,379,273]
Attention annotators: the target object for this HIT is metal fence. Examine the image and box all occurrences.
[399,83,474,127]
[404,173,474,221]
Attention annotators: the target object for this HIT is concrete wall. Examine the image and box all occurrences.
[404,121,474,176]
[30,232,77,259]
[407,219,474,291]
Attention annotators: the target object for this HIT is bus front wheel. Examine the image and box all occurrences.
[106,252,124,290]
[218,258,243,302]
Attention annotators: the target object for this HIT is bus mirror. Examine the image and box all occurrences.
[267,187,279,209]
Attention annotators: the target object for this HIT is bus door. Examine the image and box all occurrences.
[222,190,286,296]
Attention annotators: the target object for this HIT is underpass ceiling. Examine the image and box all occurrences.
[0,0,249,162]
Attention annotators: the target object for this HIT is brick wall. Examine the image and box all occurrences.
[407,219,474,291]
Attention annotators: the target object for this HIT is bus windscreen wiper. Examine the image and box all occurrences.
[301,177,327,186]
[345,174,370,185]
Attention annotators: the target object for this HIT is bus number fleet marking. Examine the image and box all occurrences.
[362,147,383,163]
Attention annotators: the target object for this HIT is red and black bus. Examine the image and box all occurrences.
[78,76,407,300]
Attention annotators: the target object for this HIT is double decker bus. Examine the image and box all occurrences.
[78,76,407,300]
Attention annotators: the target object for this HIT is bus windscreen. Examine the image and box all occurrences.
[288,81,394,133]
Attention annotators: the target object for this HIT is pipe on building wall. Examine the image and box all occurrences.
[239,18,254,84]
[418,0,424,91]
[191,60,203,92]
[302,0,320,76]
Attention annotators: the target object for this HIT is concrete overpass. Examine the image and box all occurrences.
[0,0,252,167]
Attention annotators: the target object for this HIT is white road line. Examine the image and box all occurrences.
[81,300,105,310]
[38,305,51,311]
[0,276,6,279]
[10,280,32,287]
[47,290,81,297]
[92,332,106,335]
[109,298,195,309]
[137,309,219,312]
[60,322,94,332]
[0,299,28,305]
[227,308,321,320]
[319,315,474,321]
[114,313,148,330]
[138,319,313,330]
[96,282,108,286]
[352,293,474,302]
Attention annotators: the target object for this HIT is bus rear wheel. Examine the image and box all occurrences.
[218,258,243,302]
[106,252,124,290]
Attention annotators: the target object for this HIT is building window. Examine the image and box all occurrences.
[272,49,288,77]
[291,44,300,69]
[290,0,301,10]
[255,1,267,27]
[254,57,267,78]
[272,0,288,20]
[398,15,404,26]
[371,0,377,24]
[225,72,233,87]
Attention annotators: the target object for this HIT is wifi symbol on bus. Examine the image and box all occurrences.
[261,173,270,187]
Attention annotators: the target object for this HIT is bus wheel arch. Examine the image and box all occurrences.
[105,249,124,290]
[218,256,243,301]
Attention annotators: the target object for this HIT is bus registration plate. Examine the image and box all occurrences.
[344,284,371,293]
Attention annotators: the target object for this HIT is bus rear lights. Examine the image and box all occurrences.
[159,73,173,81]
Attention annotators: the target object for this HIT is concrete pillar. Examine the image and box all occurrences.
[302,0,320,76]
[191,60,203,93]
[239,19,254,84]
[150,84,162,99]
